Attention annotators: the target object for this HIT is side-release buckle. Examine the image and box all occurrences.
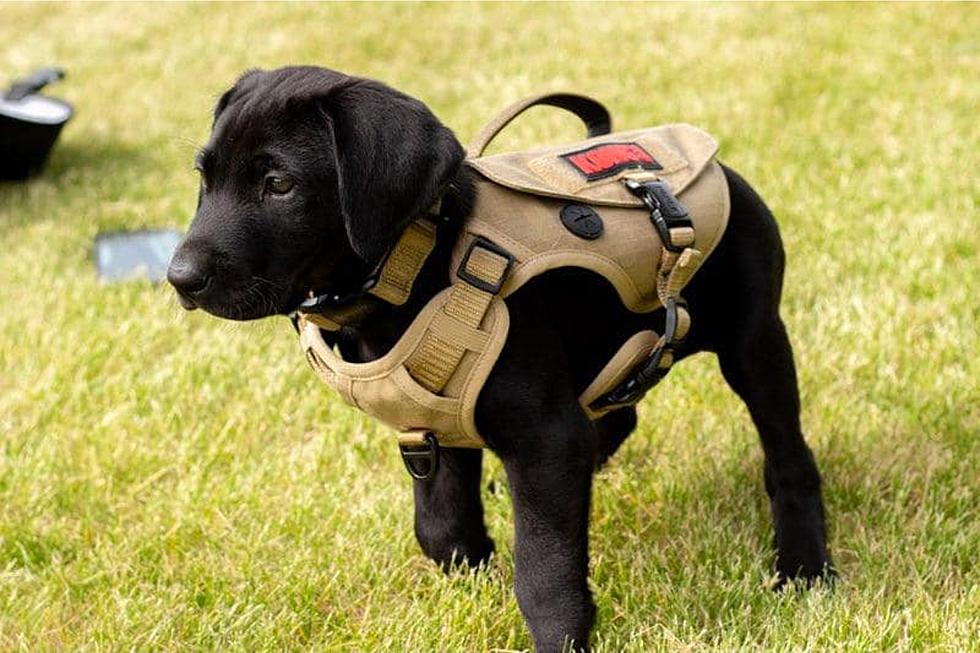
[624,178,692,253]
[589,297,682,411]
[399,432,440,480]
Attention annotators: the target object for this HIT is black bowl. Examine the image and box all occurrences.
[0,91,73,180]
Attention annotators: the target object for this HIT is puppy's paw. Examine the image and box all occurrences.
[772,557,837,591]
[423,536,495,574]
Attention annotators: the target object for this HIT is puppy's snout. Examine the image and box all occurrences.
[167,245,212,306]
[168,259,209,293]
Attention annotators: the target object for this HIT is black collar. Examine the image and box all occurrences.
[293,177,469,326]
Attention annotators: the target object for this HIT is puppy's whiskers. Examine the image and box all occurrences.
[238,276,282,318]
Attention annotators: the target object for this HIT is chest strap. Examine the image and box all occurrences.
[397,238,513,479]
[404,237,514,393]
[299,237,514,480]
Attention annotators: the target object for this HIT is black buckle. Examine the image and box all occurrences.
[399,432,440,480]
[298,275,379,313]
[456,237,515,294]
[661,297,680,344]
[624,179,692,253]
[589,298,682,411]
[591,344,670,410]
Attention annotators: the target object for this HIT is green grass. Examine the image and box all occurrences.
[1,2,978,651]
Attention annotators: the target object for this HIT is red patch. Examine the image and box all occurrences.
[561,142,662,180]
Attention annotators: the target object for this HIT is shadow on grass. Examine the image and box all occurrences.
[0,138,150,234]
[589,415,977,613]
[48,138,149,178]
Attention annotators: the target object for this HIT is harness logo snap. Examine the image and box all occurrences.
[560,204,604,240]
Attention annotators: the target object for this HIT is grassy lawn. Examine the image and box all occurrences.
[1,3,978,651]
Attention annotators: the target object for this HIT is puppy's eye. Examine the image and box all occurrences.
[264,175,294,196]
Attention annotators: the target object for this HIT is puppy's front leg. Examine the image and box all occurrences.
[500,413,597,653]
[413,448,495,570]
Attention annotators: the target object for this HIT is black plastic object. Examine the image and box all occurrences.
[93,229,184,283]
[1,67,73,179]
[589,298,682,411]
[559,203,604,240]
[399,433,440,480]
[624,178,693,253]
[456,237,515,294]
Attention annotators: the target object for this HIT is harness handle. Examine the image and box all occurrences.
[467,92,612,159]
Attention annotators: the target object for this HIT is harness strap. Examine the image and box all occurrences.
[369,220,438,305]
[302,301,372,332]
[588,179,701,413]
[405,238,513,392]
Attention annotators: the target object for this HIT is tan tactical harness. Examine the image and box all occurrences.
[297,94,730,460]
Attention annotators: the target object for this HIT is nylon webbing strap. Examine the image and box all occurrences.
[590,180,700,412]
[658,248,700,309]
[645,246,700,371]
[405,240,512,393]
[302,312,342,331]
[369,220,438,306]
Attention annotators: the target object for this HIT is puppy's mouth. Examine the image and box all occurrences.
[175,292,198,311]
[172,255,376,322]
[175,277,297,321]
[287,255,383,316]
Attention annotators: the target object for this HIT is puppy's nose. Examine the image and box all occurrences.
[167,249,211,298]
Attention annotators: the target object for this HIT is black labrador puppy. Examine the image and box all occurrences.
[168,66,832,652]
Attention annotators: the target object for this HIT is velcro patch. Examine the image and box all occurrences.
[561,142,662,181]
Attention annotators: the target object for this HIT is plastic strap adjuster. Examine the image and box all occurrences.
[456,236,515,294]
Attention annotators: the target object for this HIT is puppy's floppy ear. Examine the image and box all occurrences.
[324,79,464,263]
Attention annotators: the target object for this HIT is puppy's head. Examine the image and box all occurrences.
[167,66,464,320]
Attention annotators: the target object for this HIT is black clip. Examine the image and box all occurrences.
[298,276,379,312]
[589,298,682,411]
[399,432,440,480]
[624,179,691,253]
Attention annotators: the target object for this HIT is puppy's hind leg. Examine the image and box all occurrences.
[717,314,833,585]
[697,165,833,586]
[412,448,495,571]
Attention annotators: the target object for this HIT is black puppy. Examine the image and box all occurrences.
[168,66,832,652]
